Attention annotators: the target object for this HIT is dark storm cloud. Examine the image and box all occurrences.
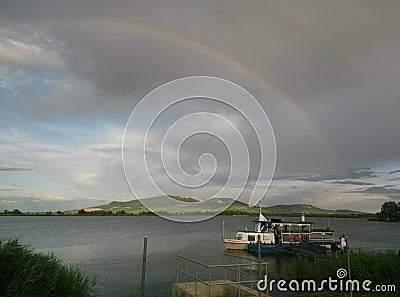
[1,1,399,174]
[274,168,378,182]
[345,185,400,200]
[329,180,374,186]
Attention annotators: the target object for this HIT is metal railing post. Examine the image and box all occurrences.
[236,258,240,296]
[176,256,178,283]
[347,247,352,297]
[264,263,268,297]
[209,266,212,297]
[195,263,198,297]
[184,258,187,288]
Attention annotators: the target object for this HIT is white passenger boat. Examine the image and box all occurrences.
[223,206,335,253]
[222,207,271,250]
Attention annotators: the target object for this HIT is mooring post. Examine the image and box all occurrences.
[265,263,268,297]
[258,234,261,297]
[141,236,148,297]
[258,234,261,278]
[224,254,227,281]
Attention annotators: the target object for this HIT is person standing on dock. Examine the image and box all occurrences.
[341,234,347,253]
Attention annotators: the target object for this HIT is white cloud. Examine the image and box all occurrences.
[0,23,66,89]
[0,185,24,191]
[0,36,64,70]
[0,165,31,171]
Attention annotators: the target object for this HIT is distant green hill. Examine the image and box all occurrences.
[223,202,369,217]
[66,196,371,218]
[264,204,344,215]
[271,204,366,216]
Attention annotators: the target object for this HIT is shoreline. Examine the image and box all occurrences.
[0,213,375,219]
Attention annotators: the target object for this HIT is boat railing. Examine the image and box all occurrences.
[175,253,268,297]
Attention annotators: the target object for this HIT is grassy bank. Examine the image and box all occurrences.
[0,239,95,297]
[286,251,399,296]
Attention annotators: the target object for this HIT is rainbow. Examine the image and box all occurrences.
[31,18,340,173]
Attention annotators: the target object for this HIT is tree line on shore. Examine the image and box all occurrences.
[0,208,153,216]
[1,201,399,220]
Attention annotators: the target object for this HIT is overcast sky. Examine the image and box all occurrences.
[1,0,400,212]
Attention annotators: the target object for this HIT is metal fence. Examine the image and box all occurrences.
[175,253,268,297]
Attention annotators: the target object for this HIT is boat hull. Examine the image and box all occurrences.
[247,243,327,256]
[287,243,328,257]
[247,244,288,254]
[223,239,248,250]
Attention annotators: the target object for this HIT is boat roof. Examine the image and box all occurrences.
[252,218,314,224]
[253,208,317,225]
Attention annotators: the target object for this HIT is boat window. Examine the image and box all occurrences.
[301,225,310,233]
[283,225,289,233]
[290,225,299,233]
[236,233,242,240]
[248,235,256,242]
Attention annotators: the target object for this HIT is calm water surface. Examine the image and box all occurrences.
[1,216,399,296]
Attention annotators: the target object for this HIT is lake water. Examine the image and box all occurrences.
[1,216,399,296]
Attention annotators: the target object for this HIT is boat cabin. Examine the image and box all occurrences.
[234,211,313,245]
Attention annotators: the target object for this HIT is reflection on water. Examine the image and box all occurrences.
[1,215,399,296]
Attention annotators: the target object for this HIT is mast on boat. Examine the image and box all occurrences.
[256,202,268,232]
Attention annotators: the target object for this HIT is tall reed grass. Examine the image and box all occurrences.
[287,250,399,296]
[0,239,95,297]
